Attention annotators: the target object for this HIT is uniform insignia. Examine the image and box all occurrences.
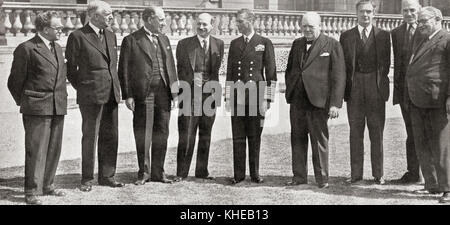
[255,44,265,51]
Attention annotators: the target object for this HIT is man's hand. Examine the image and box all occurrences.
[125,98,135,112]
[329,106,340,119]
[261,100,271,114]
[446,97,450,114]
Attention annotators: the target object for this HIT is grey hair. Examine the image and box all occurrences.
[302,12,321,24]
[356,0,377,12]
[237,8,256,22]
[420,6,443,21]
[87,0,112,17]
[401,0,421,8]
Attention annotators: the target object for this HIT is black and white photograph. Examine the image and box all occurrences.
[0,0,450,214]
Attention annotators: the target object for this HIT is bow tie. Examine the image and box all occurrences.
[306,40,313,45]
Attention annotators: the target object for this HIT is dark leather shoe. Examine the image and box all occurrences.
[99,179,125,188]
[44,189,66,197]
[25,195,42,205]
[439,192,450,203]
[79,184,92,192]
[413,189,441,195]
[151,178,173,184]
[346,177,363,184]
[230,178,243,185]
[286,180,307,186]
[397,172,421,184]
[374,177,385,185]
[134,178,150,186]
[318,183,329,189]
[251,177,264,183]
[174,176,185,182]
[196,176,215,180]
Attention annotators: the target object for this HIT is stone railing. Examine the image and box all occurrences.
[2,2,450,45]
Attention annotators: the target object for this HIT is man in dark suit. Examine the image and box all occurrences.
[118,6,178,185]
[340,0,391,185]
[285,12,346,188]
[8,12,67,205]
[406,6,450,203]
[174,13,224,182]
[66,0,124,191]
[224,9,277,184]
[391,0,422,184]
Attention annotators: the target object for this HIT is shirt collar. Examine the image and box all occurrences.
[358,24,372,36]
[429,28,441,40]
[37,33,52,50]
[89,22,101,36]
[406,23,417,30]
[143,26,157,37]
[243,31,255,42]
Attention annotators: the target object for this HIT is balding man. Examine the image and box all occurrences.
[174,13,224,182]
[66,0,124,191]
[118,6,178,185]
[406,7,450,203]
[285,12,346,188]
[391,0,422,184]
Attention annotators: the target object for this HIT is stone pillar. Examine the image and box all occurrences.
[0,0,6,46]
[222,0,254,9]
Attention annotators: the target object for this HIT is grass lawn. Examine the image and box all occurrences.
[0,117,442,205]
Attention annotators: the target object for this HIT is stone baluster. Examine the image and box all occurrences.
[288,16,295,36]
[170,13,178,36]
[177,13,186,36]
[253,15,260,34]
[12,10,23,36]
[332,16,338,39]
[64,11,75,36]
[128,12,138,33]
[294,16,300,36]
[260,15,266,36]
[74,11,84,30]
[272,15,278,36]
[119,12,129,36]
[283,16,289,36]
[111,12,120,33]
[265,15,272,36]
[3,9,12,35]
[185,13,193,35]
[229,14,237,36]
[277,16,283,36]
[137,12,144,29]
[22,10,34,36]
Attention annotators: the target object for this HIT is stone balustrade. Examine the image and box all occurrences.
[2,2,450,44]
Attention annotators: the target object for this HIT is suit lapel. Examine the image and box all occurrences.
[303,34,327,69]
[81,25,108,60]
[188,36,198,72]
[155,35,169,86]
[411,30,445,64]
[210,36,219,69]
[136,28,154,63]
[350,27,359,71]
[33,36,58,69]
[397,23,407,51]
[105,29,115,62]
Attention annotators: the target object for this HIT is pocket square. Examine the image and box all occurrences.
[320,52,330,56]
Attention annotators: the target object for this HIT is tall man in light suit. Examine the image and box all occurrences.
[174,13,224,181]
[66,0,124,191]
[8,12,66,205]
[406,7,450,203]
[391,0,423,184]
[285,12,346,188]
[340,0,391,185]
[119,6,178,185]
[224,9,277,184]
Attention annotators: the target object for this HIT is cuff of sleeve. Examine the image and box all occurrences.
[264,83,276,102]
[225,85,231,102]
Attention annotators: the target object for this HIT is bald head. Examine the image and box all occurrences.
[87,0,113,29]
[402,0,421,24]
[197,13,214,38]
[301,12,321,40]
[143,6,166,34]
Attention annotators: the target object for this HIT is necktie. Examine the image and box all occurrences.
[151,34,159,47]
[50,41,57,62]
[406,25,415,47]
[362,27,368,43]
[244,37,249,46]
[99,29,104,43]
[306,40,313,52]
[202,39,208,53]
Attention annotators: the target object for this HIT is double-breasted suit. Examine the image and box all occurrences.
[8,35,67,196]
[66,24,121,185]
[406,29,450,192]
[340,26,391,181]
[118,27,178,182]
[285,34,346,185]
[391,22,420,181]
[225,33,277,182]
[175,35,224,179]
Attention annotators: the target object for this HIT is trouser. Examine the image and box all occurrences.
[79,97,118,185]
[410,104,450,192]
[400,99,420,178]
[23,115,64,196]
[290,106,329,184]
[347,71,385,180]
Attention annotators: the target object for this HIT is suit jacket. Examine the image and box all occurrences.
[66,25,120,105]
[118,28,178,103]
[285,34,346,109]
[225,34,277,104]
[406,29,450,108]
[340,26,391,102]
[8,35,67,115]
[176,35,224,107]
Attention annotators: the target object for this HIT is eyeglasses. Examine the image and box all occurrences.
[49,26,63,32]
[418,16,435,24]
